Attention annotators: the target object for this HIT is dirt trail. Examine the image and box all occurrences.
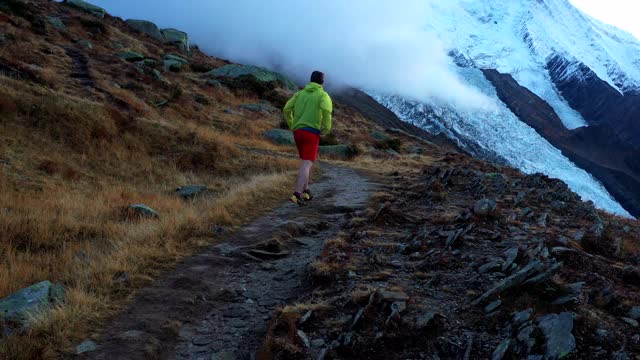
[81,165,374,360]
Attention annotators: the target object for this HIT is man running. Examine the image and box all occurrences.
[283,71,333,206]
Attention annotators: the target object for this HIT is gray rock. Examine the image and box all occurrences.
[239,103,277,113]
[537,212,549,227]
[164,54,189,64]
[297,330,311,348]
[0,281,64,327]
[117,51,145,62]
[492,339,511,360]
[378,290,409,303]
[127,204,159,219]
[125,19,163,40]
[76,339,97,354]
[621,317,639,327]
[517,325,537,352]
[161,28,189,52]
[47,17,65,30]
[76,39,93,49]
[479,260,502,274]
[514,191,526,205]
[572,230,585,242]
[164,59,184,72]
[66,0,106,18]
[415,311,444,330]
[628,306,640,320]
[264,129,294,146]
[206,64,297,91]
[484,300,502,313]
[519,207,533,218]
[502,248,519,271]
[474,198,497,216]
[512,308,534,325]
[176,185,208,199]
[152,69,164,81]
[310,339,325,348]
[537,312,576,359]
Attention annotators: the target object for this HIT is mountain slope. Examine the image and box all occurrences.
[374,0,640,217]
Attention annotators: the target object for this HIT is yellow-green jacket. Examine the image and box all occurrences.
[283,82,333,135]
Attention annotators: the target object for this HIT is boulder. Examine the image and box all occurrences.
[47,16,65,30]
[206,64,297,91]
[125,19,163,40]
[65,0,106,18]
[127,204,159,219]
[161,28,189,52]
[319,145,359,159]
[163,59,183,72]
[117,51,145,62]
[264,129,294,146]
[537,312,576,359]
[370,130,391,142]
[0,281,64,328]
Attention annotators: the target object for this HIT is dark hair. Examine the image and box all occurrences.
[310,71,324,85]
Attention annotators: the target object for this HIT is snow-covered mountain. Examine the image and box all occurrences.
[373,0,640,218]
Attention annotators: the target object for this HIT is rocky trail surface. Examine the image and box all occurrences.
[263,153,640,359]
[80,165,374,360]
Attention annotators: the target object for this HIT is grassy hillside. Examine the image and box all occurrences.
[0,1,399,357]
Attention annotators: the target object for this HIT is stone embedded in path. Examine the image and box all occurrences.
[512,308,534,325]
[537,312,576,359]
[484,300,502,313]
[628,306,640,320]
[247,249,290,260]
[502,247,519,271]
[192,335,212,346]
[0,280,64,328]
[66,0,106,18]
[621,317,639,327]
[125,19,163,40]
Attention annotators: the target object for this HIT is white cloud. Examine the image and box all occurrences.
[90,0,495,111]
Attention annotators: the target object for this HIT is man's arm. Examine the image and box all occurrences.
[320,94,333,135]
[283,93,298,129]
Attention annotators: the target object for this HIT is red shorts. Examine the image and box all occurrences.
[293,129,320,161]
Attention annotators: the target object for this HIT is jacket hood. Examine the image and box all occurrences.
[304,82,323,92]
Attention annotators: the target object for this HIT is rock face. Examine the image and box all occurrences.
[0,281,64,328]
[264,129,294,146]
[125,20,163,40]
[161,28,189,52]
[65,0,105,18]
[206,64,297,91]
[482,68,640,218]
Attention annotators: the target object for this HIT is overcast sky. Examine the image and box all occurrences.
[570,0,640,40]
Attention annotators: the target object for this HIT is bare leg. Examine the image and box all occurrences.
[295,160,314,194]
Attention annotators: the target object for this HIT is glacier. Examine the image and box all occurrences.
[372,67,632,217]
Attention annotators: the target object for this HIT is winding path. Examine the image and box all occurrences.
[81,165,374,360]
